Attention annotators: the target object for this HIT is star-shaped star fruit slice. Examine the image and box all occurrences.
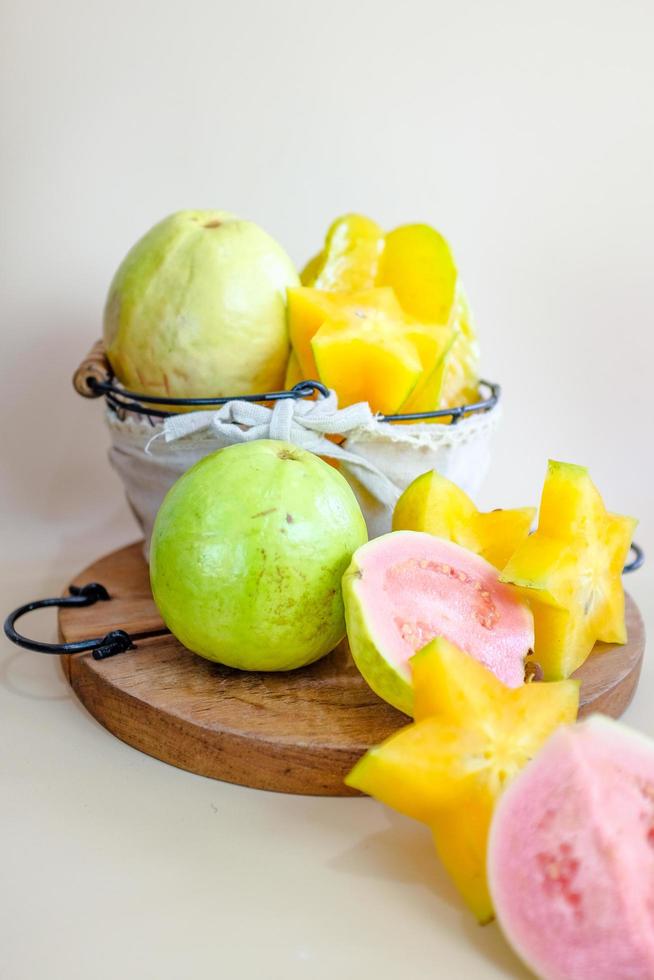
[346,637,579,923]
[393,470,536,569]
[500,460,637,680]
[378,223,458,325]
[311,307,426,415]
[287,286,404,380]
[394,322,455,416]
[437,289,481,411]
[300,213,385,291]
[284,350,303,389]
[377,225,480,413]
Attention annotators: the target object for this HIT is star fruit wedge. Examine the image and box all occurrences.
[303,215,460,327]
[395,321,456,417]
[346,638,579,923]
[312,312,454,415]
[378,222,457,325]
[302,214,480,413]
[288,285,453,413]
[287,286,408,380]
[435,290,480,413]
[284,350,303,389]
[312,308,423,414]
[500,461,637,680]
[393,470,535,569]
[301,213,385,291]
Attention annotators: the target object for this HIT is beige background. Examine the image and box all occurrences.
[2,1,653,978]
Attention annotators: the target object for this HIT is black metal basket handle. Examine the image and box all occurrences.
[4,544,644,659]
[3,583,138,660]
[624,541,644,574]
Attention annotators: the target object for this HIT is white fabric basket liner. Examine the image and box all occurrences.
[106,391,501,556]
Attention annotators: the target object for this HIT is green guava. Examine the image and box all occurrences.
[149,440,368,670]
[103,210,299,401]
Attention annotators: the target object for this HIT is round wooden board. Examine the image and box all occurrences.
[59,543,646,797]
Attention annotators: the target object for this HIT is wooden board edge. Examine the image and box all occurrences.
[67,652,364,797]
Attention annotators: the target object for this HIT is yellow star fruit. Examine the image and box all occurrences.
[299,214,480,412]
[287,286,404,380]
[311,308,424,415]
[500,461,637,679]
[287,286,454,415]
[394,322,456,416]
[378,223,457,325]
[284,351,303,389]
[301,213,385,291]
[436,290,481,413]
[346,638,579,923]
[393,470,535,569]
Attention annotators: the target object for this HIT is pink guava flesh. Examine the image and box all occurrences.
[488,717,654,980]
[354,531,533,688]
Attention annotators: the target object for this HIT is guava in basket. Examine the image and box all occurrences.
[103,210,299,404]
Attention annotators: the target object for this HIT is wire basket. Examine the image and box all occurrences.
[73,341,503,548]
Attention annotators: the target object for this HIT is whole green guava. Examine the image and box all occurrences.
[149,440,368,670]
[103,210,299,401]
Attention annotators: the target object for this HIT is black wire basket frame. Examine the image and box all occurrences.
[85,376,501,425]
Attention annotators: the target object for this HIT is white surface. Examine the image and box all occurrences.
[1,1,653,977]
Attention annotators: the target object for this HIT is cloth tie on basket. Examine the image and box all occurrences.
[107,391,499,552]
[150,392,402,510]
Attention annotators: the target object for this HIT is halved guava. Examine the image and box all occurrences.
[342,531,534,715]
[488,715,654,980]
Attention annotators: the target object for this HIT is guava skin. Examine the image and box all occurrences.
[149,440,368,671]
[103,210,299,401]
[342,565,414,715]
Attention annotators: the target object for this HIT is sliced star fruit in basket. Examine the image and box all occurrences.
[392,322,456,416]
[301,214,385,291]
[284,350,303,389]
[301,214,480,413]
[311,307,424,415]
[287,286,404,380]
[289,285,456,413]
[377,223,457,325]
[346,637,579,923]
[288,287,454,411]
[393,470,535,569]
[394,289,480,421]
[304,214,460,328]
[437,289,481,412]
[500,460,637,679]
[299,250,323,286]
